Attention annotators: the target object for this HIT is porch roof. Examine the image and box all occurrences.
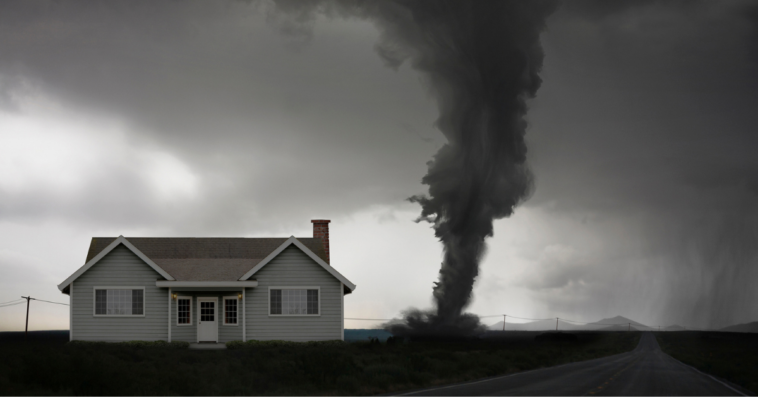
[155,280,259,291]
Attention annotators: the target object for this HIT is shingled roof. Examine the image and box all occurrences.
[85,237,329,282]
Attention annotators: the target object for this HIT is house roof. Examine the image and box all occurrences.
[83,237,330,282]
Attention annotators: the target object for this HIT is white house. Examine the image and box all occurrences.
[57,220,356,343]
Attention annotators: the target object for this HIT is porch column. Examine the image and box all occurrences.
[168,288,172,342]
[242,288,246,342]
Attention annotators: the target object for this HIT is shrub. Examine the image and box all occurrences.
[226,340,245,349]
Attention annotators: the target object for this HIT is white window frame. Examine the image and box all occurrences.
[268,286,321,317]
[92,286,146,317]
[222,296,239,326]
[176,296,192,326]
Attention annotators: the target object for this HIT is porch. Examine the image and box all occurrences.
[157,281,258,343]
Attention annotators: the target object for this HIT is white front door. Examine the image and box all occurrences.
[197,298,218,343]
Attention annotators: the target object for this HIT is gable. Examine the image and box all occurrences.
[238,236,356,292]
[58,236,174,291]
[75,244,165,283]
[254,245,334,280]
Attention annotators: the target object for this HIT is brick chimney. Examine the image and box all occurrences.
[311,219,331,263]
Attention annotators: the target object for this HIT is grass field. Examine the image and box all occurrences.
[655,331,758,395]
[0,330,640,395]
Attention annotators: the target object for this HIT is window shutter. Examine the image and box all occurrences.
[95,290,107,315]
[307,289,318,315]
[132,289,144,315]
[270,289,282,315]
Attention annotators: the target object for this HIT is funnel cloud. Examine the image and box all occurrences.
[267,0,557,335]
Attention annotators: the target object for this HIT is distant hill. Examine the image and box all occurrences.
[664,325,687,331]
[720,321,758,333]
[489,315,652,332]
[489,319,579,332]
[587,316,653,331]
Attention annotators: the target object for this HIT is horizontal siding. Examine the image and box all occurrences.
[70,242,344,343]
[72,245,168,342]
[171,296,195,343]
[169,293,242,343]
[246,245,342,341]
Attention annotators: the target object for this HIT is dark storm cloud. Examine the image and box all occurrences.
[0,0,441,234]
[520,0,758,328]
[561,0,693,20]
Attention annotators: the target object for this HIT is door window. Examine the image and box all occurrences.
[200,301,215,321]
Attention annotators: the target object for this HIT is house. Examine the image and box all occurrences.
[57,220,356,343]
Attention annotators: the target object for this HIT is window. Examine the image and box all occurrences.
[224,297,238,325]
[177,297,191,325]
[269,288,319,316]
[200,301,215,321]
[94,287,144,316]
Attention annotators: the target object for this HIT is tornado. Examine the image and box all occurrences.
[267,0,558,336]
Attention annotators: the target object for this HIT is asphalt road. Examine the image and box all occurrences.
[402,332,746,396]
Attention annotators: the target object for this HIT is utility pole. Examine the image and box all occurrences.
[21,296,35,341]
[556,318,559,332]
[502,315,507,331]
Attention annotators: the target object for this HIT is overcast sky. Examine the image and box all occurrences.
[1,0,757,331]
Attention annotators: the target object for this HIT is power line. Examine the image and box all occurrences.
[0,301,26,308]
[0,298,24,305]
[15,296,68,341]
[33,299,69,306]
[0,299,68,307]
[344,314,621,324]
[21,296,34,341]
[559,318,647,327]
[502,314,555,322]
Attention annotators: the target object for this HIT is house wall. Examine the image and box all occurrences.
[246,245,343,341]
[70,244,168,341]
[170,292,243,343]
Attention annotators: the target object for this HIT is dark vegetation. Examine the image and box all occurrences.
[0,330,640,395]
[655,331,758,395]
